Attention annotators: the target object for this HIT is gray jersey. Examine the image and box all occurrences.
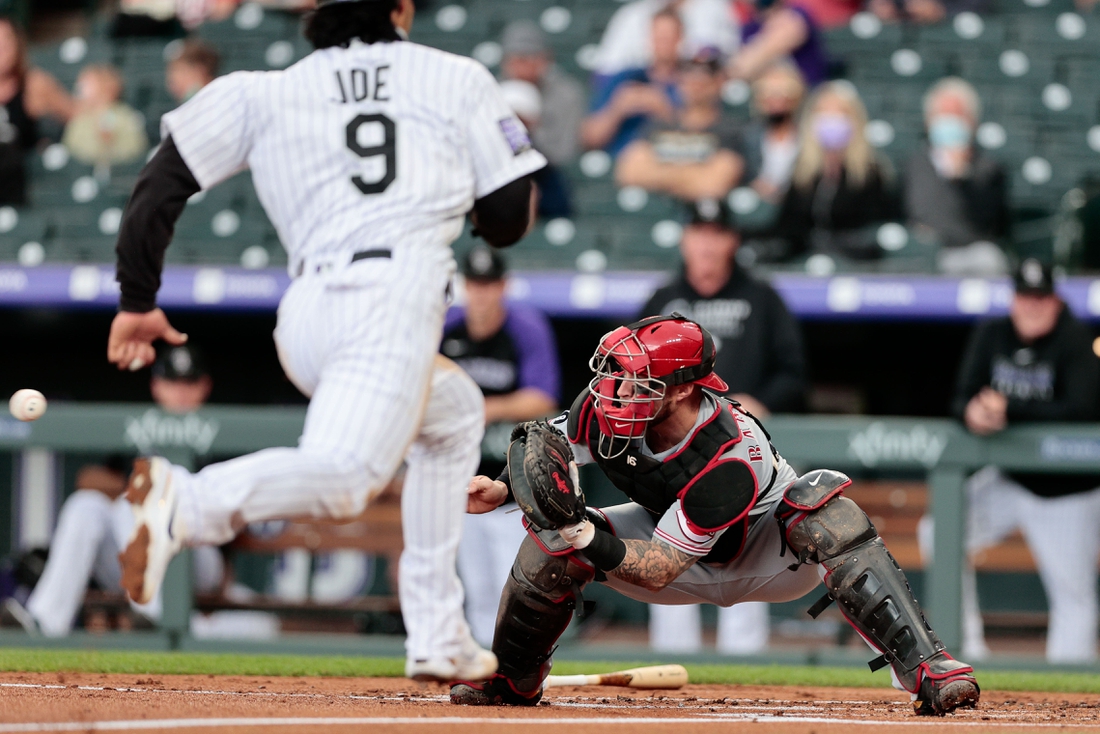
[550,395,796,557]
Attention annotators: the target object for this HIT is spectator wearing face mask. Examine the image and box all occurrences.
[739,61,806,204]
[775,81,899,260]
[904,78,1009,277]
[62,64,149,167]
[616,47,745,201]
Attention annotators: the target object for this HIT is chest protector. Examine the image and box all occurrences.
[567,389,768,564]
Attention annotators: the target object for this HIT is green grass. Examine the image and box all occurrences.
[1,650,1098,694]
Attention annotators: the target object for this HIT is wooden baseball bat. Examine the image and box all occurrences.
[543,664,688,690]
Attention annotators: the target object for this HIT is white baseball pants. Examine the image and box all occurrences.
[170,262,485,660]
[27,490,221,636]
[457,502,529,646]
[920,465,1100,663]
[648,602,771,654]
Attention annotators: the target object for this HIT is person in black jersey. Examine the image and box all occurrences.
[443,245,561,646]
[924,258,1100,663]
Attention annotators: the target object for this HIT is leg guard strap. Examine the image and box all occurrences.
[822,536,946,692]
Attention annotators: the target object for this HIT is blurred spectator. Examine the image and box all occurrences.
[582,8,681,157]
[443,246,560,646]
[114,0,237,36]
[63,65,149,167]
[776,81,898,259]
[922,260,1100,663]
[641,200,806,654]
[869,0,947,25]
[500,21,585,170]
[740,61,805,203]
[4,345,225,637]
[166,39,220,104]
[904,78,1009,276]
[593,0,739,78]
[0,17,74,205]
[499,80,570,218]
[794,0,864,29]
[729,0,828,86]
[616,48,744,201]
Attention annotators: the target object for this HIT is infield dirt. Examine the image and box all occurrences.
[1,672,1099,733]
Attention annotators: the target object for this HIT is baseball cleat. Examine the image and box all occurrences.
[1,598,39,635]
[912,654,980,716]
[406,639,498,683]
[118,457,184,605]
[449,674,543,706]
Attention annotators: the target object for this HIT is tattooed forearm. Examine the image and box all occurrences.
[608,539,699,591]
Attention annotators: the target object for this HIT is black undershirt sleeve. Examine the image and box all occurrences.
[115,135,202,312]
[496,465,515,505]
[471,174,535,248]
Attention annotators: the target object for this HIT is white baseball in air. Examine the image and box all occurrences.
[9,389,46,422]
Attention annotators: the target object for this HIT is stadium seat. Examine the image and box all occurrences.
[823,16,905,59]
[0,208,48,263]
[508,219,602,270]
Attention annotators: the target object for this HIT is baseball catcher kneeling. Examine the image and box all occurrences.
[452,314,980,716]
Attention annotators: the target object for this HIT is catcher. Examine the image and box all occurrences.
[451,314,980,716]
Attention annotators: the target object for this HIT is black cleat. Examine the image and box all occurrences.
[912,654,980,716]
[450,674,543,706]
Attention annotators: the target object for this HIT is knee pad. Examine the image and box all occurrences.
[777,470,876,564]
[785,496,879,564]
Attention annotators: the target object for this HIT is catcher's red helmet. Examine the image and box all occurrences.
[588,314,728,457]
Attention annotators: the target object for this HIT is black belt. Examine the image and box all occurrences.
[296,248,391,277]
[351,248,392,262]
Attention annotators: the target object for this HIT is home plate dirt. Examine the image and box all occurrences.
[1,673,1099,733]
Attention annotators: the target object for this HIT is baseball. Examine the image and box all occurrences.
[9,389,47,422]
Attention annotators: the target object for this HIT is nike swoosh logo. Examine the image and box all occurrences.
[808,473,822,487]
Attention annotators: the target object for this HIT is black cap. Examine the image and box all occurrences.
[152,344,209,381]
[1014,258,1055,295]
[461,245,507,281]
[685,199,736,231]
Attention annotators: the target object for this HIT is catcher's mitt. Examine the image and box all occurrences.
[508,421,586,530]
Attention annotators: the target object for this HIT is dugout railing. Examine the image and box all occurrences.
[4,403,1100,652]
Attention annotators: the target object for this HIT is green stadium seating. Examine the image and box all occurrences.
[13,0,1100,271]
[0,208,48,263]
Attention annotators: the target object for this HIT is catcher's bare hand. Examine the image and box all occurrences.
[467,475,509,514]
[107,308,188,371]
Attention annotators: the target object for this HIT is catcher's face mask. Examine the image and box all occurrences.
[588,326,667,458]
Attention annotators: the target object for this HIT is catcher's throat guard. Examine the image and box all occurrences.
[507,421,586,530]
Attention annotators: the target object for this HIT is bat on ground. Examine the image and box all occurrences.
[543,664,688,690]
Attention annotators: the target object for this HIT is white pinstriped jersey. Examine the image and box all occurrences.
[162,39,547,276]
